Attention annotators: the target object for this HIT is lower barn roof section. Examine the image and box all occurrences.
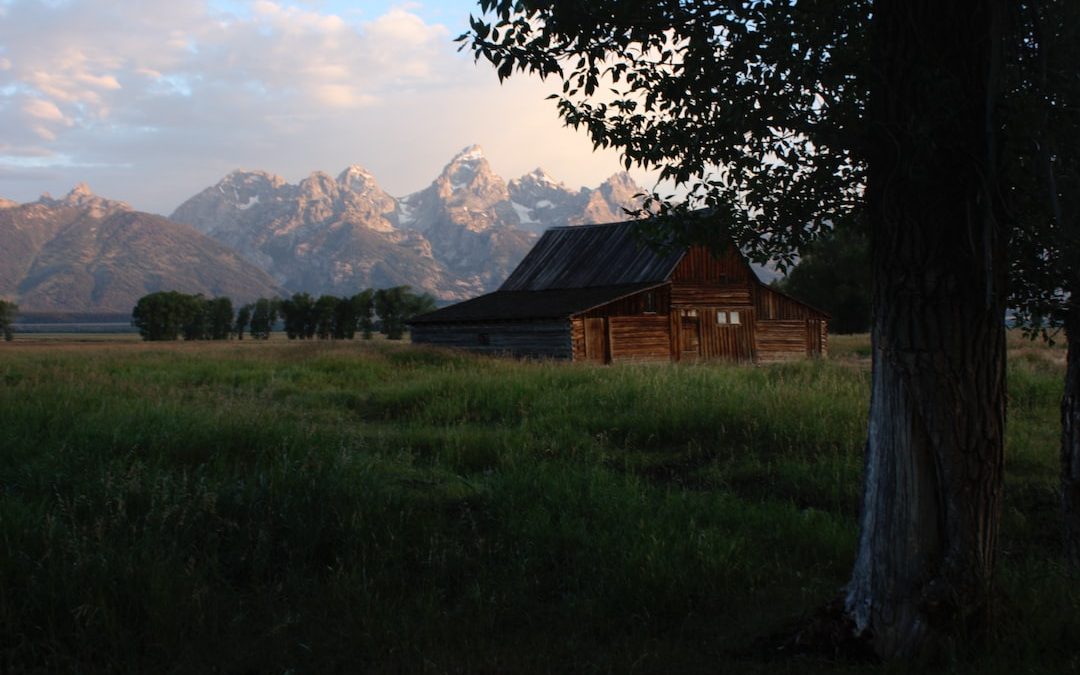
[408,282,666,324]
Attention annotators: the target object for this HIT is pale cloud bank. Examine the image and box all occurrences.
[0,0,643,213]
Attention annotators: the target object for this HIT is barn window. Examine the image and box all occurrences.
[716,311,728,324]
[478,333,490,345]
[643,292,656,313]
[730,311,741,325]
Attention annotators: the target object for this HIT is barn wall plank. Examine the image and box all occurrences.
[411,321,572,359]
[694,307,755,363]
[670,284,753,306]
[609,316,671,362]
[577,285,671,318]
[755,319,811,363]
[571,318,586,360]
[670,245,754,284]
[754,285,828,321]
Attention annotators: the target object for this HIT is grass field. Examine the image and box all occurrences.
[1,335,1076,673]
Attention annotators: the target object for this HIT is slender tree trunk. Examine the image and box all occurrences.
[845,0,1007,659]
[1063,305,1080,568]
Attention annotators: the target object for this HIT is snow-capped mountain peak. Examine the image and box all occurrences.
[452,144,485,163]
[528,168,561,187]
[337,164,379,193]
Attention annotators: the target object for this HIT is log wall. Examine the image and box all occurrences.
[755,319,816,363]
[754,285,826,321]
[672,307,756,363]
[410,321,572,359]
[670,283,753,306]
[609,315,672,362]
[577,286,670,318]
[700,311,756,363]
[571,315,672,362]
[670,245,755,284]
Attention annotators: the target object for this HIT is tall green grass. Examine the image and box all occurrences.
[0,339,1075,673]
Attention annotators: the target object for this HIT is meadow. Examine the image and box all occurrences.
[0,334,1076,673]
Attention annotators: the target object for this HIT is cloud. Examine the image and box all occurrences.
[191,1,448,109]
[0,1,450,130]
[22,97,66,122]
[0,1,641,212]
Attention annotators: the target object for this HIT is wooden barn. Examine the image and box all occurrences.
[408,220,828,364]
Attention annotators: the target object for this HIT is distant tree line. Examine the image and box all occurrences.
[131,287,436,342]
[0,300,18,342]
[773,221,871,334]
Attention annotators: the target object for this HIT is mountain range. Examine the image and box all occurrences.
[0,185,281,312]
[170,145,642,300]
[0,146,644,312]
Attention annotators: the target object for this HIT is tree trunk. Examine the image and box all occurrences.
[845,0,1007,659]
[1063,306,1080,568]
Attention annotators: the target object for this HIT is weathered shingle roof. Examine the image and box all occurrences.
[498,221,685,291]
[409,283,665,324]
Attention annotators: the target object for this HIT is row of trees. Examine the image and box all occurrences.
[131,292,237,341]
[276,288,435,340]
[0,300,17,342]
[131,288,436,342]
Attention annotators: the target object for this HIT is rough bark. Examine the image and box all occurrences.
[845,0,1007,659]
[1063,306,1080,568]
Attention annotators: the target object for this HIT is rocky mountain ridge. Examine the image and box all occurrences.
[171,145,644,301]
[0,186,282,312]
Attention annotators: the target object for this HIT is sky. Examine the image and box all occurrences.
[0,0,649,214]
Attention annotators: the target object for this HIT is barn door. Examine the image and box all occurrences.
[583,317,607,362]
[679,310,701,360]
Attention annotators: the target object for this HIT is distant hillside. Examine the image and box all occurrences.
[0,185,282,312]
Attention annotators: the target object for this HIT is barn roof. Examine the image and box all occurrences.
[408,282,665,324]
[498,221,685,291]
